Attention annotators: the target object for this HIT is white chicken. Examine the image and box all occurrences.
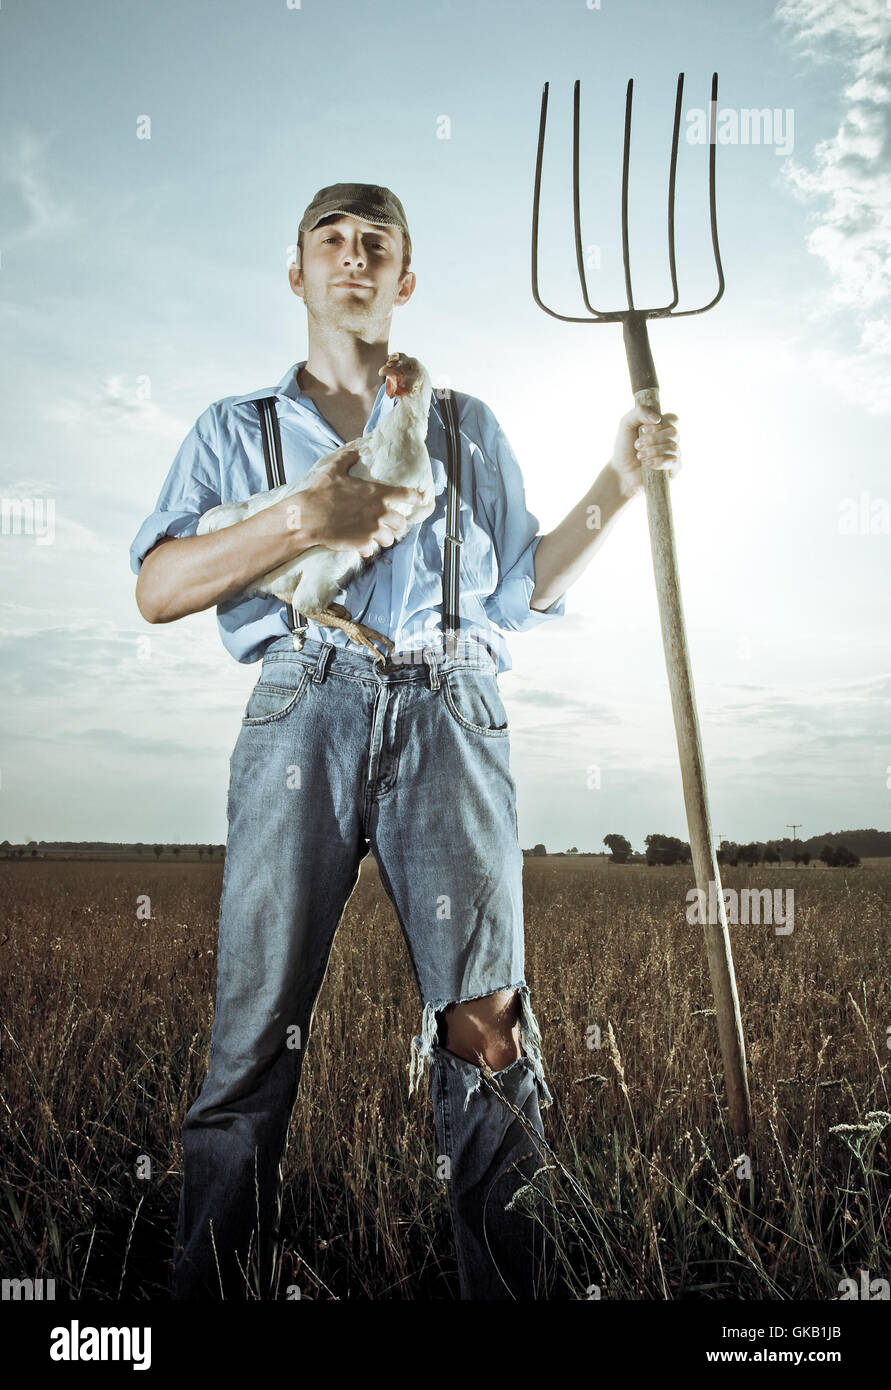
[197,352,435,663]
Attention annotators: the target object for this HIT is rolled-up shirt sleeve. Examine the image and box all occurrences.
[129,407,222,574]
[476,407,567,633]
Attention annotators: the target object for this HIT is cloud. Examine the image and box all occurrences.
[45,374,190,446]
[507,685,622,721]
[0,128,75,244]
[776,0,891,410]
[776,0,891,56]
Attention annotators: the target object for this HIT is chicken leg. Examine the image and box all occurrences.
[300,603,396,667]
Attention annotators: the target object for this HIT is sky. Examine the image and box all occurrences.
[0,0,888,852]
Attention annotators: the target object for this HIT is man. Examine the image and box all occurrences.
[130,183,680,1301]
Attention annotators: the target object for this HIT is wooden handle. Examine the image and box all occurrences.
[636,382,754,1144]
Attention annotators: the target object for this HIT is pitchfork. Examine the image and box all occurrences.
[532,73,754,1143]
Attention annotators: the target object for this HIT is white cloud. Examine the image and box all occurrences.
[45,374,190,448]
[776,0,891,411]
[0,128,75,244]
[776,0,891,53]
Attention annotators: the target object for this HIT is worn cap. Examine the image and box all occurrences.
[298,182,411,264]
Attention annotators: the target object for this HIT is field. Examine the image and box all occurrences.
[0,856,888,1300]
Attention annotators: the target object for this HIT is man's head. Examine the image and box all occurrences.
[290,182,415,333]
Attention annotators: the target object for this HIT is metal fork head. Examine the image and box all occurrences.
[531,71,724,325]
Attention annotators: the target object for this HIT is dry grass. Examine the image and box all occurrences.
[0,856,888,1300]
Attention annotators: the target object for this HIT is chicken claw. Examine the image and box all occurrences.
[303,603,396,667]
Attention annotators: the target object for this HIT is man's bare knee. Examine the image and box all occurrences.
[439,988,522,1070]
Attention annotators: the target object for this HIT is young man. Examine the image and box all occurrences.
[130,183,680,1301]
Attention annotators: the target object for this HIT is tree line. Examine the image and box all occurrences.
[600,834,860,868]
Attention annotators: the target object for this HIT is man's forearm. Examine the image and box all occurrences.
[136,499,316,624]
[530,461,632,610]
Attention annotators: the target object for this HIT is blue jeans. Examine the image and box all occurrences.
[173,634,557,1300]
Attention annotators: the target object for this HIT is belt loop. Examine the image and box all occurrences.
[312,642,334,683]
[423,647,440,691]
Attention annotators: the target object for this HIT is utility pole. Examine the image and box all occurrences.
[786,824,802,841]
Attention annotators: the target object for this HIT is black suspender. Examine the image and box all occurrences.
[439,388,462,652]
[255,397,307,644]
[254,389,462,655]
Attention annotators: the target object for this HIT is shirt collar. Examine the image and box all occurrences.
[276,359,396,418]
[231,360,394,410]
[274,361,305,401]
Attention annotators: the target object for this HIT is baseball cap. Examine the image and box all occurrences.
[298,182,411,264]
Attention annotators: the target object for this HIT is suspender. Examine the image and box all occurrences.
[253,389,462,655]
[439,388,462,651]
[255,397,307,643]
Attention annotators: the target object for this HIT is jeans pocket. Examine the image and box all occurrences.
[441,670,509,737]
[241,667,311,725]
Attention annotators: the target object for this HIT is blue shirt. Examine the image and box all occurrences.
[129,360,567,670]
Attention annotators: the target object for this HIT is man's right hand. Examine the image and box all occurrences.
[295,445,425,558]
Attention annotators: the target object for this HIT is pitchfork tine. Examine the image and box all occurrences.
[621,79,633,310]
[572,80,607,318]
[665,73,683,313]
[672,71,725,317]
[530,82,554,320]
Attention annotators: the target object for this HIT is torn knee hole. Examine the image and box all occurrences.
[437,990,522,1068]
[408,985,554,1109]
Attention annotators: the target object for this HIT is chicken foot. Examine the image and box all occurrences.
[299,602,396,667]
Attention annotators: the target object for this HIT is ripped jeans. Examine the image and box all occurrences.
[173,634,557,1300]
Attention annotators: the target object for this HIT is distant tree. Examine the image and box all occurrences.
[763,845,781,865]
[604,834,632,865]
[153,845,163,859]
[172,846,181,858]
[531,843,547,857]
[198,847,204,860]
[833,845,860,868]
[819,845,837,867]
[645,833,690,867]
[568,846,578,855]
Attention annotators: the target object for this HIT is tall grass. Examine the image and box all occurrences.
[0,858,888,1299]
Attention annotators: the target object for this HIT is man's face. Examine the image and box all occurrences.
[289,215,415,333]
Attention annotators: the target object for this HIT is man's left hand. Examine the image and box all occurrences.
[609,403,681,500]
